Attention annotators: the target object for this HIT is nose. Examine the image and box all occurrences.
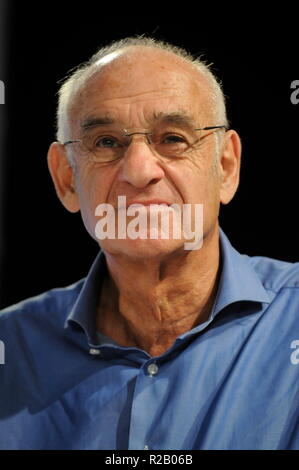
[118,133,165,189]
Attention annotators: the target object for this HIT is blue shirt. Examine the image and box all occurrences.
[0,229,298,450]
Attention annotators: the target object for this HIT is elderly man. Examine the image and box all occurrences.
[0,37,298,450]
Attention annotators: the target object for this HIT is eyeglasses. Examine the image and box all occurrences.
[62,125,227,163]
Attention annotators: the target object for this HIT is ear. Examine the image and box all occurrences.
[219,130,242,205]
[47,142,80,213]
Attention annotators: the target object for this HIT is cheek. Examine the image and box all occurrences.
[75,162,112,202]
[173,158,220,204]
[174,161,221,233]
[74,163,114,237]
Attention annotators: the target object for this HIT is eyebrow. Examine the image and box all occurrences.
[150,111,196,128]
[80,116,116,131]
[79,111,196,132]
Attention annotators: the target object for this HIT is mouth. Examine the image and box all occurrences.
[126,200,171,208]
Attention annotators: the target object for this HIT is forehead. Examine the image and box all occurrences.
[68,49,213,129]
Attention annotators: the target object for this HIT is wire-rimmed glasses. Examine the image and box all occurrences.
[62,125,228,163]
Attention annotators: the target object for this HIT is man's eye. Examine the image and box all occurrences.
[95,136,120,148]
[162,134,188,145]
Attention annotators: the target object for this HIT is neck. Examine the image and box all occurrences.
[97,224,221,356]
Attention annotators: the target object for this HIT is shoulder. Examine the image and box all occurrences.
[245,254,299,293]
[0,279,85,328]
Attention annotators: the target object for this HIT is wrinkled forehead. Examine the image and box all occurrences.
[68,49,214,132]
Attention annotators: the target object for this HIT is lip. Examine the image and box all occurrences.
[126,200,171,207]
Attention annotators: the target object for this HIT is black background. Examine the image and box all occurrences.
[0,3,299,308]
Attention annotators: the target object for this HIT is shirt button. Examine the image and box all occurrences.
[89,348,101,355]
[147,363,159,376]
[144,445,149,450]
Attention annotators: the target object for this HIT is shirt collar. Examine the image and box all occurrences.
[65,250,108,345]
[65,228,270,344]
[212,228,270,318]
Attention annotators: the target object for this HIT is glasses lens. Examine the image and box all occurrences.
[153,130,196,157]
[82,129,125,162]
[79,127,201,161]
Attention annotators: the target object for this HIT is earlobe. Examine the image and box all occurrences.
[219,130,242,205]
[47,141,80,213]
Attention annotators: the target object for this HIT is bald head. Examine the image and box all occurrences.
[56,37,228,143]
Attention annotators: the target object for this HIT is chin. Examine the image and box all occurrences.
[99,237,187,260]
